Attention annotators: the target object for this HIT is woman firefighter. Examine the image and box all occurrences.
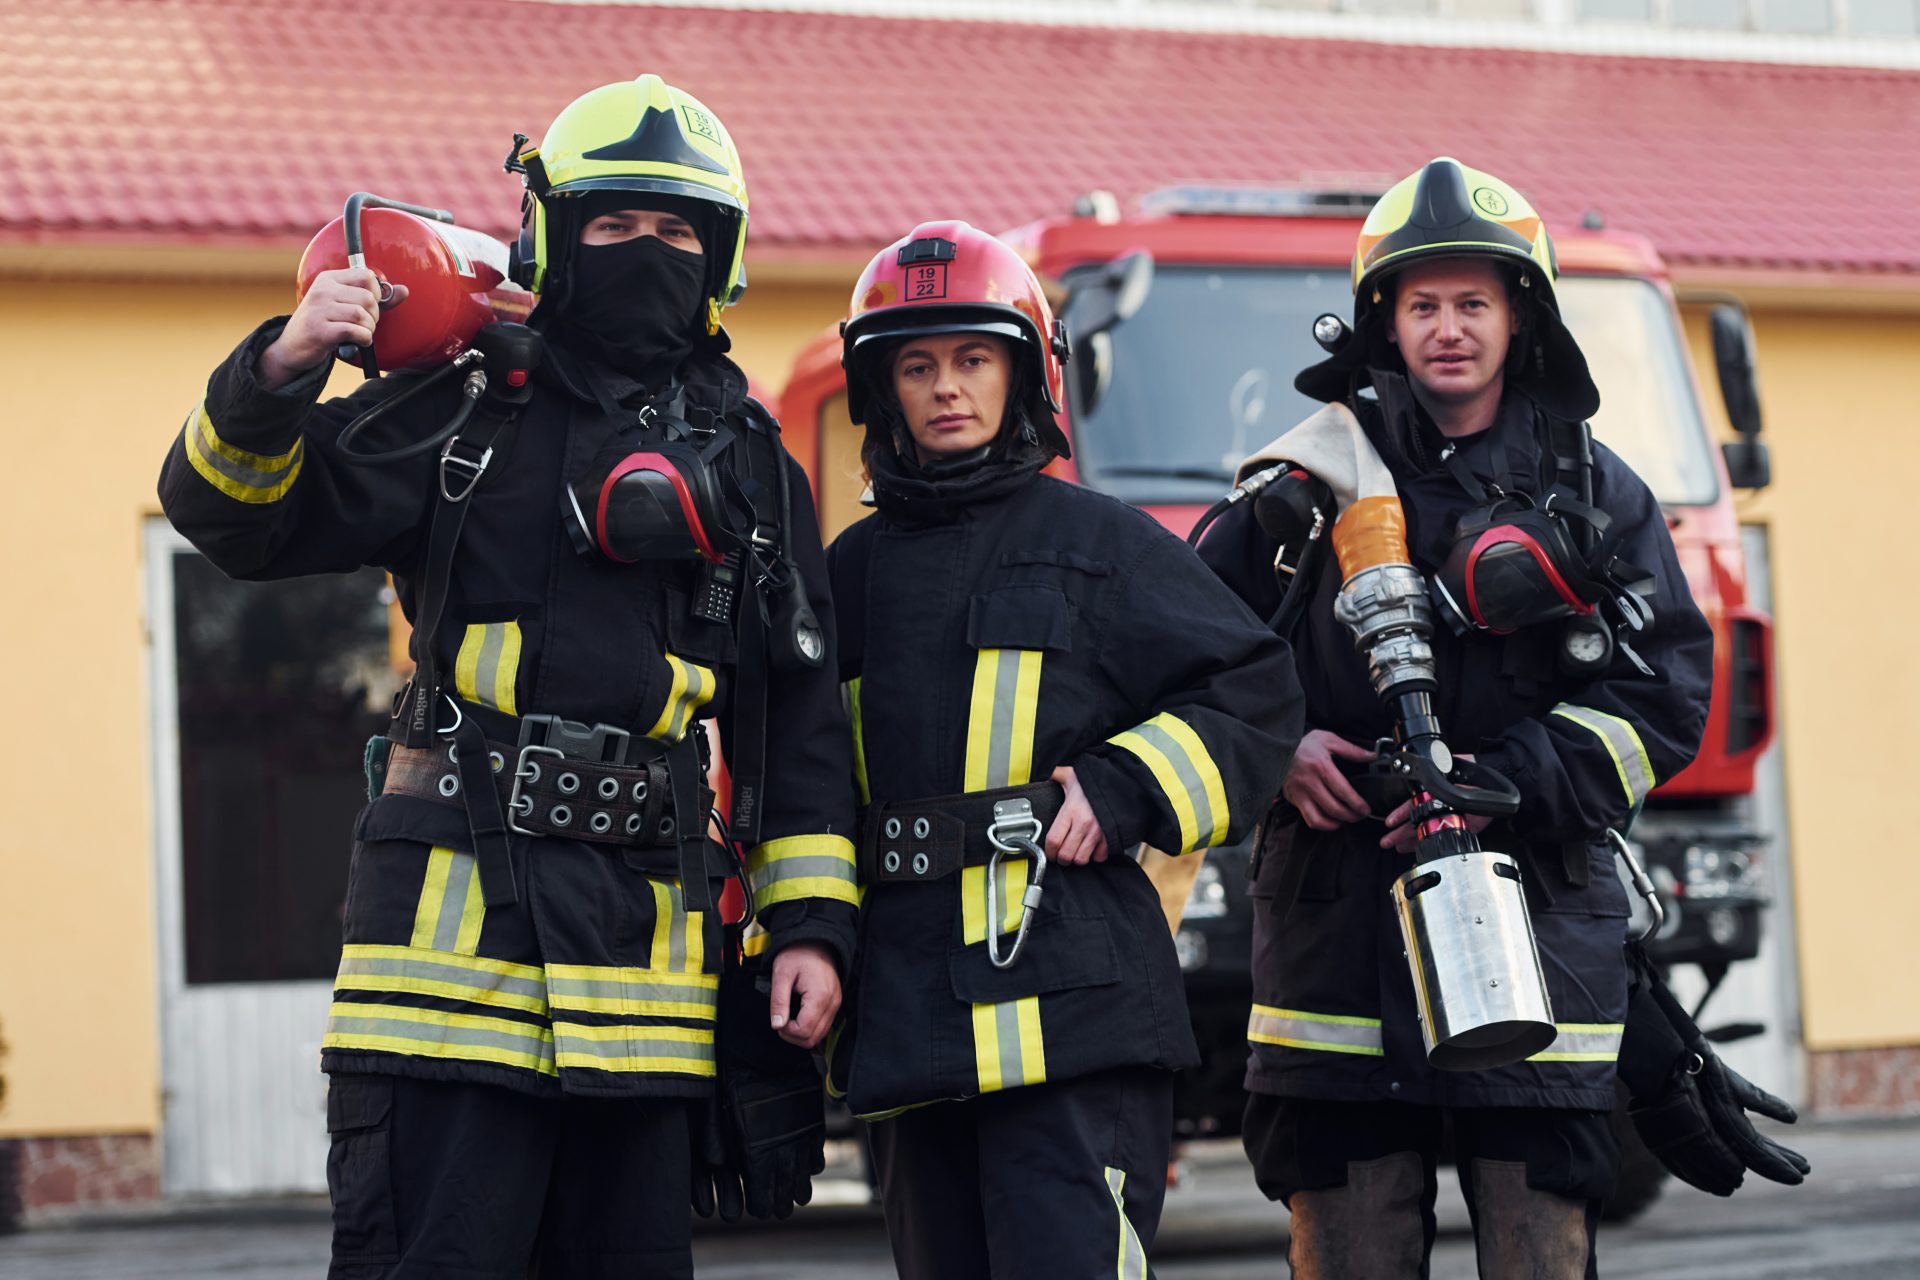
[1196,157,1723,1277]
[159,76,856,1275]
[825,221,1303,1278]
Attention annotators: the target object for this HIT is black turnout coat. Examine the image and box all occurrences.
[1200,379,1713,1111]
[825,452,1303,1118]
[160,319,857,1099]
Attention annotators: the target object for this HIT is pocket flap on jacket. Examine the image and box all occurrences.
[326,1076,394,1134]
[967,586,1073,653]
[947,912,1119,1004]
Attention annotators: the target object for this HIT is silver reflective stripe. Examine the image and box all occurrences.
[1104,1167,1149,1280]
[553,1029,717,1066]
[752,854,859,910]
[1247,1005,1385,1056]
[1128,718,1220,847]
[985,649,1023,788]
[472,624,510,710]
[667,661,709,741]
[1550,704,1655,805]
[335,952,546,1007]
[191,409,301,490]
[994,999,1027,1089]
[1530,1023,1624,1062]
[546,974,718,1015]
[430,852,479,951]
[326,1009,555,1073]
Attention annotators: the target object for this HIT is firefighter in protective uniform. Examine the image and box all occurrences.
[159,76,856,1278]
[826,221,1303,1279]
[1196,159,1716,1277]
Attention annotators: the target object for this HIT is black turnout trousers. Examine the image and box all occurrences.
[326,1074,693,1280]
[867,1066,1174,1280]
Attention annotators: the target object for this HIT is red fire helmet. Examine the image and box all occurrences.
[840,221,1071,458]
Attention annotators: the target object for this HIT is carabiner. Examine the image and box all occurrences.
[1607,827,1666,943]
[985,798,1049,969]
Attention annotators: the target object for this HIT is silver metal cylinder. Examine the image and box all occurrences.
[1392,851,1558,1071]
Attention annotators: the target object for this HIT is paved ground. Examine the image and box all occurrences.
[4,1120,1916,1279]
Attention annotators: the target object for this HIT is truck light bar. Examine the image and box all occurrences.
[1137,184,1387,219]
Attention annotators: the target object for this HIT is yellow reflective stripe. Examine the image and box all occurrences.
[1105,1167,1149,1280]
[961,865,989,945]
[970,993,1046,1094]
[742,922,770,958]
[1529,1022,1625,1063]
[324,1000,556,1075]
[963,648,1045,791]
[454,622,522,715]
[1247,1004,1386,1057]
[641,879,706,975]
[407,846,484,955]
[1108,712,1230,852]
[182,402,304,504]
[647,653,715,743]
[334,943,547,1015]
[552,1020,716,1076]
[747,835,859,912]
[1551,704,1656,805]
[845,677,870,805]
[545,962,718,1022]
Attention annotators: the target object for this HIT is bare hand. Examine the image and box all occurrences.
[768,942,841,1049]
[258,267,410,390]
[1282,730,1377,830]
[1379,754,1486,853]
[1045,766,1109,865]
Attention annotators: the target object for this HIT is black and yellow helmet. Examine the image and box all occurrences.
[1297,157,1599,421]
[509,75,748,335]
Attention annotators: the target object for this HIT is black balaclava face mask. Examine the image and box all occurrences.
[551,203,710,383]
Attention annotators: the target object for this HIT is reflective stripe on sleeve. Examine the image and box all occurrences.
[453,622,522,715]
[1108,712,1231,852]
[1247,1004,1386,1057]
[182,402,303,504]
[1550,704,1656,806]
[1528,1022,1624,1063]
[646,654,716,743]
[747,835,860,913]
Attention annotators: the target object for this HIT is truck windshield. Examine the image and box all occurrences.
[1067,265,1719,508]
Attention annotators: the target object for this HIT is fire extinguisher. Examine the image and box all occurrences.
[299,193,543,467]
[297,192,534,380]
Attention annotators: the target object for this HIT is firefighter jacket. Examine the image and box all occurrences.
[824,448,1303,1118]
[1199,379,1713,1112]
[159,319,858,1099]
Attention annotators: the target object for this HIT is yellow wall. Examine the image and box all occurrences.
[1683,305,1920,1052]
[0,271,841,1137]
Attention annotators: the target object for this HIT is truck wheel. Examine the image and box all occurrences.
[1602,1082,1669,1222]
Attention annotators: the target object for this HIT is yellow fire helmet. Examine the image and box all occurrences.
[1353,156,1558,311]
[1296,157,1598,421]
[508,74,748,335]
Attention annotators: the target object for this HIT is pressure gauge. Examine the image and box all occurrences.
[1558,614,1614,676]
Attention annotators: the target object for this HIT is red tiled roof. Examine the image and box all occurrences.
[4,0,1917,276]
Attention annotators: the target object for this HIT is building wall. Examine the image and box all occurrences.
[1681,304,1920,1084]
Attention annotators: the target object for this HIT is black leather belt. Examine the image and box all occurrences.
[384,713,693,851]
[858,782,1064,884]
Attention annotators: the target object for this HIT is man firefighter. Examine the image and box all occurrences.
[1197,157,1735,1276]
[824,221,1304,1278]
[159,75,856,1277]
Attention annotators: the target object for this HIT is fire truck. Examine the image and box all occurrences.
[777,186,1777,1217]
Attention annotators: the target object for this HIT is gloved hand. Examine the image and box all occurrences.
[688,938,827,1220]
[1619,943,1810,1196]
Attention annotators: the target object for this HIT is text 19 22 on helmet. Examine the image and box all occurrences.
[840,221,1073,459]
[508,74,748,335]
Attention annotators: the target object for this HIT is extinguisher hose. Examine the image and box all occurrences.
[338,360,485,467]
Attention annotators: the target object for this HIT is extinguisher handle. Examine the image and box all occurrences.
[337,193,454,379]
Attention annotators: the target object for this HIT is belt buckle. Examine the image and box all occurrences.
[516,713,632,766]
[508,744,563,835]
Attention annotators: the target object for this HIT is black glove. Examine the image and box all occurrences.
[689,940,827,1221]
[1618,943,1810,1196]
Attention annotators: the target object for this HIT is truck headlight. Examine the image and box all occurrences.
[1679,842,1768,903]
